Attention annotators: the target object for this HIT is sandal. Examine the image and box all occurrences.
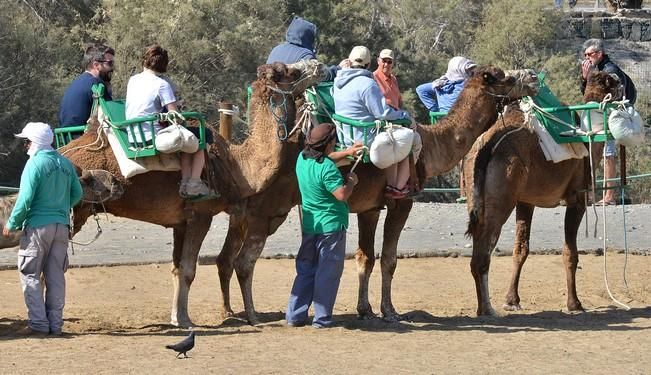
[384,185,407,200]
[596,199,616,206]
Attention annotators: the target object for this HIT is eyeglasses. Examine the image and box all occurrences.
[381,59,393,65]
[96,59,114,67]
[584,51,599,57]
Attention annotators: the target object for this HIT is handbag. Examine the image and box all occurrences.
[155,124,199,154]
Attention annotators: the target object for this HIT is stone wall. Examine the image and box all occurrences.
[561,10,651,40]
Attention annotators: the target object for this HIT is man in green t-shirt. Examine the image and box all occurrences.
[286,123,361,328]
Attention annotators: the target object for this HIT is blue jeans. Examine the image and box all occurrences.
[286,230,346,328]
[604,140,617,157]
[416,83,438,112]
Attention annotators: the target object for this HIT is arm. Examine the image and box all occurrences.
[364,84,408,121]
[69,167,83,208]
[331,172,358,202]
[328,142,364,162]
[6,161,37,231]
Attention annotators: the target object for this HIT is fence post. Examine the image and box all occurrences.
[219,101,233,142]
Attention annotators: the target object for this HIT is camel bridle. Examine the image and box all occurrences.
[266,64,321,142]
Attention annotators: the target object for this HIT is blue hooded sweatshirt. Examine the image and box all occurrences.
[333,68,408,146]
[266,16,338,81]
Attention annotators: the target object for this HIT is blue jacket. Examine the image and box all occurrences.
[266,16,338,81]
[436,80,466,113]
[333,68,408,146]
[59,72,112,127]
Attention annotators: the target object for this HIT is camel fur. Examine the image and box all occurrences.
[216,66,541,324]
[464,71,624,316]
[14,61,323,328]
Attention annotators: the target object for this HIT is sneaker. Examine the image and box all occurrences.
[456,196,467,204]
[182,179,210,198]
[15,326,49,338]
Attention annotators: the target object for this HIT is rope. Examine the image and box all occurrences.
[349,147,369,174]
[68,206,103,253]
[60,122,107,156]
[218,106,248,126]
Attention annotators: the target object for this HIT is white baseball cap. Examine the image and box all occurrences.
[15,122,54,146]
[379,49,394,60]
[348,46,371,67]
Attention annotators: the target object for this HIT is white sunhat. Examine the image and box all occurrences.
[15,122,54,146]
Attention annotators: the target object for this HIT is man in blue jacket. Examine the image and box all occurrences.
[267,16,342,81]
[3,122,82,336]
[59,43,114,127]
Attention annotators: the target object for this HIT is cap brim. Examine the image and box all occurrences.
[14,132,28,138]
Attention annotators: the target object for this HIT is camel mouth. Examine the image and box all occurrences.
[285,59,326,94]
[504,69,540,98]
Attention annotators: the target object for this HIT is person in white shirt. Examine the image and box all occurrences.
[126,44,212,198]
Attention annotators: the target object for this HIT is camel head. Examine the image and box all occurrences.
[0,169,123,249]
[584,71,623,103]
[255,60,325,98]
[504,69,540,98]
[0,194,21,249]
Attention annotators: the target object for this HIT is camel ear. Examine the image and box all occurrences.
[607,73,620,88]
[483,72,496,84]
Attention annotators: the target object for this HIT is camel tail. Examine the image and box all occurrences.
[465,128,511,239]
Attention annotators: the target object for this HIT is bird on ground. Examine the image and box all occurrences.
[165,331,195,358]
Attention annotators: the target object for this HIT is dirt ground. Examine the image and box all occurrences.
[0,253,649,374]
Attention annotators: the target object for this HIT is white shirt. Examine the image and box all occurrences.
[125,70,177,142]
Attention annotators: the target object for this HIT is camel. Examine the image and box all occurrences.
[216,66,541,324]
[0,61,325,328]
[464,71,624,316]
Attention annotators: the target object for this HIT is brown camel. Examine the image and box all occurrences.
[0,61,323,328]
[464,71,624,316]
[216,66,541,324]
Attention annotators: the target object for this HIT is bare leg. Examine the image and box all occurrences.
[603,156,616,202]
[563,204,586,312]
[394,158,411,190]
[180,153,192,181]
[504,203,534,311]
[384,164,397,188]
[355,210,380,318]
[380,198,412,321]
[191,150,205,180]
[216,213,247,319]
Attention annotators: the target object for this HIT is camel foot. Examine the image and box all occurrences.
[502,303,523,311]
[170,318,194,328]
[246,312,261,326]
[220,308,235,320]
[477,305,498,317]
[357,311,377,320]
[567,301,584,313]
[381,312,404,323]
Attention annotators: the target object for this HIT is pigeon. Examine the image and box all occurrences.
[165,331,195,358]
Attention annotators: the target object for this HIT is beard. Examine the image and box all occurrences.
[100,70,113,82]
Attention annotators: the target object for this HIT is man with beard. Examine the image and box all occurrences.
[58,43,115,127]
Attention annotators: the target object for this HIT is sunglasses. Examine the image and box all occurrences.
[381,59,393,64]
[96,59,115,67]
[584,51,599,57]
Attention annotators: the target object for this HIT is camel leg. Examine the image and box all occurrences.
[380,198,413,321]
[170,213,213,327]
[563,204,585,312]
[234,214,274,325]
[216,213,247,319]
[355,209,380,319]
[503,203,534,311]
[470,203,514,316]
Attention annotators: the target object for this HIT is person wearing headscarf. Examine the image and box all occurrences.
[286,123,359,328]
[3,122,82,336]
[416,56,477,113]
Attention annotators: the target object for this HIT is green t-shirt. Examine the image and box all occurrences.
[296,152,349,234]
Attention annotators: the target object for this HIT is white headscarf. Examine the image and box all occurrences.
[14,122,54,157]
[432,56,477,89]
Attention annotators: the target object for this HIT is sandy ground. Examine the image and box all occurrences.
[0,254,649,374]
